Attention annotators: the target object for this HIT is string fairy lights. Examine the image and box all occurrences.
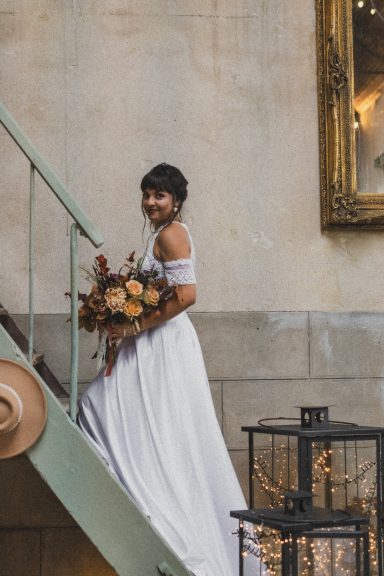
[249,441,379,574]
[234,524,289,576]
[356,0,384,23]
[234,524,366,575]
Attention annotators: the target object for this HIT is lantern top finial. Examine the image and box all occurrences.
[299,406,329,429]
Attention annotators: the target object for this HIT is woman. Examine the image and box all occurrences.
[78,164,265,576]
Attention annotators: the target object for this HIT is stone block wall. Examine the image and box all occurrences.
[0,456,117,575]
[13,311,384,503]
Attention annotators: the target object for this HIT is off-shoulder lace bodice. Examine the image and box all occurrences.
[141,222,196,286]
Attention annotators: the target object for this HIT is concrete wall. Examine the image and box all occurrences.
[1,0,384,315]
[0,455,117,575]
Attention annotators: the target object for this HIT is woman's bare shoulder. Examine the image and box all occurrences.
[156,222,191,261]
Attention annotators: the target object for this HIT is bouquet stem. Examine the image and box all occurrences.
[97,330,116,377]
[104,330,117,377]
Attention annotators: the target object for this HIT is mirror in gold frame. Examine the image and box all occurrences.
[317,0,384,229]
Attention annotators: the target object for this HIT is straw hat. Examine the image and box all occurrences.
[0,359,47,459]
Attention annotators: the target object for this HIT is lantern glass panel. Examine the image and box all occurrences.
[240,526,368,576]
[252,434,299,508]
[252,436,377,513]
[297,530,367,576]
[251,434,379,572]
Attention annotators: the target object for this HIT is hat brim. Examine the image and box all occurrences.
[0,359,47,459]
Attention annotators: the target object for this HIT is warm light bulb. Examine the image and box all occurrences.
[371,8,376,14]
[357,0,364,7]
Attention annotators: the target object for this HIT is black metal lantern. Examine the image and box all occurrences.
[230,406,384,576]
[231,506,370,576]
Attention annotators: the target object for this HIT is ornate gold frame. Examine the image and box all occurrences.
[317,0,384,229]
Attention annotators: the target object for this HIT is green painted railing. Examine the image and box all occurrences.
[0,102,104,420]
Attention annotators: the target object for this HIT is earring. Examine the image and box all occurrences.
[173,206,178,212]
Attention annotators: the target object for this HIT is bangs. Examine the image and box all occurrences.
[141,173,171,194]
[140,164,187,203]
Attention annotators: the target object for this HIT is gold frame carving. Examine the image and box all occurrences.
[317,0,384,229]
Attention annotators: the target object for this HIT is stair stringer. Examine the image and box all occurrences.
[0,326,191,576]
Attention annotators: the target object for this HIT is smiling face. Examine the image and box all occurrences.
[142,188,177,229]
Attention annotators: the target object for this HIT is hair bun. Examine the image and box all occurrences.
[159,163,169,175]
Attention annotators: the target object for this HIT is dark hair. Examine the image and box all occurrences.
[140,163,188,226]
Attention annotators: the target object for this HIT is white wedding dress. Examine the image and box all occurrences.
[78,223,266,576]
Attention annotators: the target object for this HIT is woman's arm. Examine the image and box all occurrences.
[110,224,196,341]
[140,282,196,331]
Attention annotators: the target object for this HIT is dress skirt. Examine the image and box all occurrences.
[78,312,265,576]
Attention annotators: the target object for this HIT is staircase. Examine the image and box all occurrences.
[0,304,68,400]
[0,103,191,576]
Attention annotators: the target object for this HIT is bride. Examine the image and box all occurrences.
[78,163,265,576]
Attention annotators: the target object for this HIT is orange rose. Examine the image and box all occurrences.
[143,286,160,306]
[125,280,143,297]
[123,299,143,318]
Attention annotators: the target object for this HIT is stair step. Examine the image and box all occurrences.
[32,352,44,366]
[7,347,44,367]
[58,397,70,413]
[0,302,69,399]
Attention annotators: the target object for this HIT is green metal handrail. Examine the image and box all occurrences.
[0,103,103,248]
[0,102,104,421]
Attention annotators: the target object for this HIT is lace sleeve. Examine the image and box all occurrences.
[163,258,196,286]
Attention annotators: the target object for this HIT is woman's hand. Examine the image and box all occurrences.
[109,322,135,344]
